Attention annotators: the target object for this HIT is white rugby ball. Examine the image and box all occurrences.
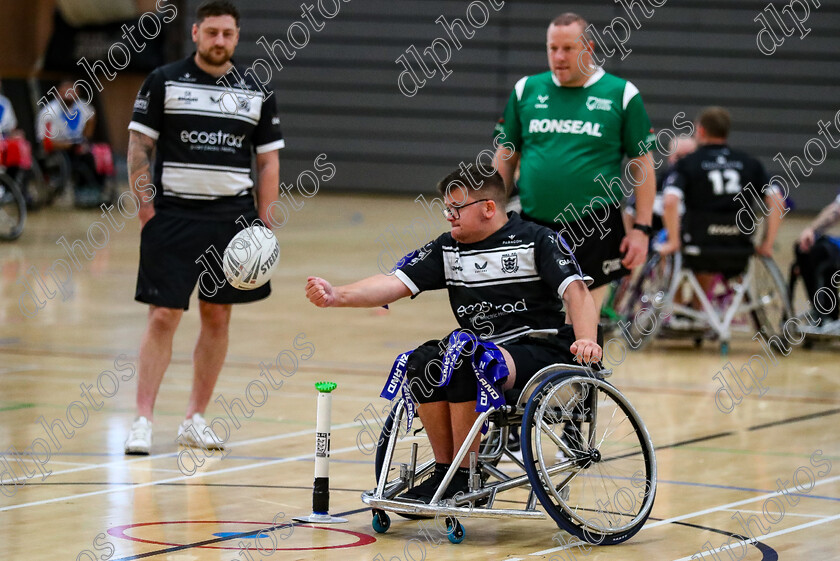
[223,225,280,290]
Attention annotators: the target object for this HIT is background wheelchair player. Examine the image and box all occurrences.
[792,192,840,337]
[305,166,602,503]
[654,107,787,341]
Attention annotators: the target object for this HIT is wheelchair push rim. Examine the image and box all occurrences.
[522,372,657,544]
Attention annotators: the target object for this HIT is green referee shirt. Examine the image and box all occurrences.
[495,68,655,223]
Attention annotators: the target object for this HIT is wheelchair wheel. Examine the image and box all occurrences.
[614,252,678,350]
[0,172,26,241]
[521,368,656,545]
[747,255,792,339]
[41,152,71,203]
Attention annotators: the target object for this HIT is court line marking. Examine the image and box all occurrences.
[669,512,840,561]
[720,508,830,519]
[3,421,359,484]
[109,507,373,561]
[531,477,840,556]
[643,473,840,529]
[0,444,361,512]
[0,421,361,505]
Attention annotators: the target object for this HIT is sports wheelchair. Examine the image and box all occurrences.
[615,211,791,354]
[787,237,840,346]
[362,361,657,545]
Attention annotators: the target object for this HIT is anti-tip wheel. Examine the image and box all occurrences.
[372,510,390,534]
[446,517,465,544]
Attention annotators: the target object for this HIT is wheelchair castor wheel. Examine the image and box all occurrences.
[446,517,465,544]
[372,509,390,533]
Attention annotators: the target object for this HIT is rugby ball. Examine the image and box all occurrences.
[223,225,280,290]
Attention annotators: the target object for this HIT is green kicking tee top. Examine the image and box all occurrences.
[494,68,655,223]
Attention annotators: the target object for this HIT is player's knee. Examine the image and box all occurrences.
[148,306,182,332]
[198,302,232,330]
[405,342,445,403]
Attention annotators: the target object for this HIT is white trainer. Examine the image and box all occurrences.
[125,416,152,455]
[177,413,225,450]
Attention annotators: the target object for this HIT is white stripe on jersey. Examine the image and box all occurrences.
[128,121,159,140]
[442,244,537,286]
[167,109,258,126]
[394,269,420,295]
[445,276,541,289]
[165,161,250,174]
[514,76,528,101]
[161,164,252,199]
[164,82,262,124]
[623,81,640,110]
[256,138,286,154]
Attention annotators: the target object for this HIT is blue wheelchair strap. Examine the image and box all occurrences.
[380,350,416,430]
[379,331,510,432]
[442,330,509,413]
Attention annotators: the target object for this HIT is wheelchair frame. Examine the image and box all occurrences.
[619,249,791,353]
[362,363,657,545]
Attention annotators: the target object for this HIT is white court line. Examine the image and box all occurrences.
[670,512,840,561]
[644,473,840,529]
[1,421,362,499]
[720,508,830,519]
[7,421,360,482]
[0,443,361,512]
[525,473,840,557]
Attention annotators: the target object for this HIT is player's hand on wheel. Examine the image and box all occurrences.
[571,339,602,365]
[306,276,337,307]
[620,230,649,269]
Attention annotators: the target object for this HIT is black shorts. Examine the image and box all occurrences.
[135,211,271,310]
[522,209,628,288]
[412,325,577,395]
[504,326,577,390]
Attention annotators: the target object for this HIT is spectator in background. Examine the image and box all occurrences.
[36,79,106,207]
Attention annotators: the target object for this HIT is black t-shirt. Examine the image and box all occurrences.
[395,213,590,341]
[128,55,285,220]
[663,144,769,213]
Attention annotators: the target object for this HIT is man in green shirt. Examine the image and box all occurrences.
[494,12,656,311]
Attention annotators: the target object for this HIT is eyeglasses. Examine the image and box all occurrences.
[442,199,490,220]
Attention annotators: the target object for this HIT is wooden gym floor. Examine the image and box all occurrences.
[0,192,838,560]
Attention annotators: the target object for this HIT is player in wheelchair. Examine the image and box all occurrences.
[306,167,657,544]
[790,192,840,340]
[626,106,790,352]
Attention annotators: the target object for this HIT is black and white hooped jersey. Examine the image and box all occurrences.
[395,213,591,341]
[663,144,770,213]
[128,55,285,219]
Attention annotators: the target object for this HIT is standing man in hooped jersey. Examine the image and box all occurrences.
[124,1,285,455]
[493,12,657,313]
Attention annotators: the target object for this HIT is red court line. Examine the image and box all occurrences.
[107,520,376,551]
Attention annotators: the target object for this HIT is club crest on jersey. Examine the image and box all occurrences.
[535,94,549,109]
[236,95,251,112]
[501,253,519,273]
[586,96,612,111]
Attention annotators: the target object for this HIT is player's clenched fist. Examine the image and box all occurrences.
[306,276,336,307]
